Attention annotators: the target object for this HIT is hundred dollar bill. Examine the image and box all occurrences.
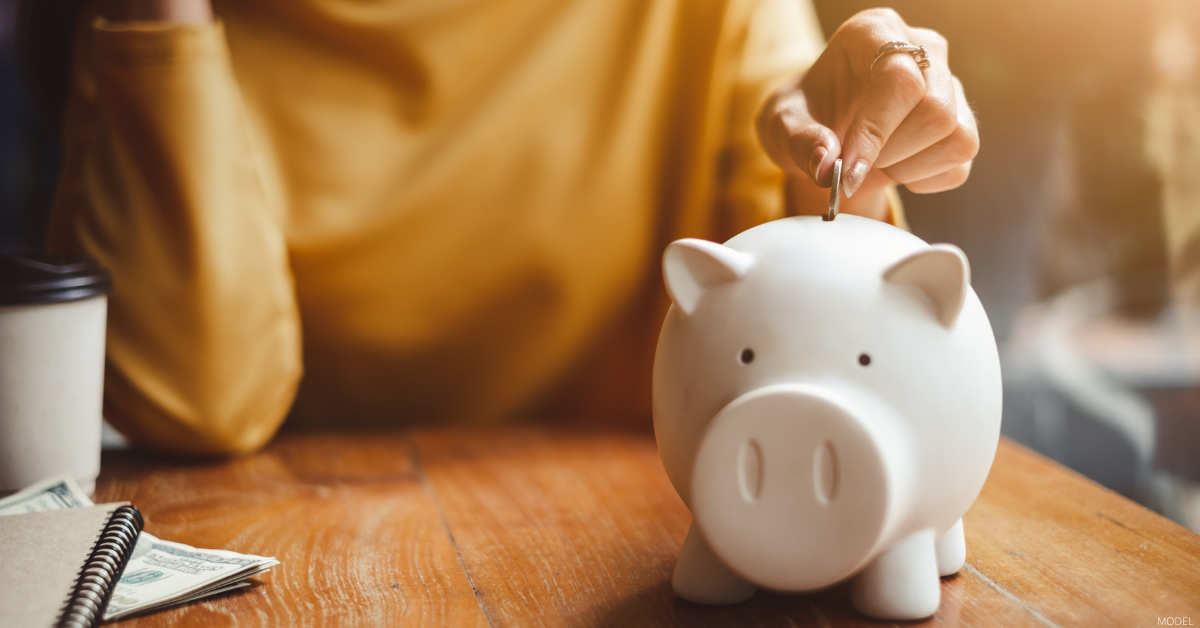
[0,472,278,620]
[0,473,92,514]
[104,536,280,619]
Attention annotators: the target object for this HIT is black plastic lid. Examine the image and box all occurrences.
[0,255,111,305]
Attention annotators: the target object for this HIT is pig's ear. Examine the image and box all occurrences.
[663,239,754,318]
[883,244,971,328]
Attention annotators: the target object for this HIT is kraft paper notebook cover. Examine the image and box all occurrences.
[0,503,143,628]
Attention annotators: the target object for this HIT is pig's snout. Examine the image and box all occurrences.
[690,384,904,591]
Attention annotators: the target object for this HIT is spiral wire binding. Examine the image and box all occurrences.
[56,505,144,628]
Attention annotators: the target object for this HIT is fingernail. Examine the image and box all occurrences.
[842,159,869,198]
[808,146,828,181]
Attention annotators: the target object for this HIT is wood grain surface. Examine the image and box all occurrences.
[92,429,1200,627]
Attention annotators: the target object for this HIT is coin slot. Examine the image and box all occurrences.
[738,438,764,503]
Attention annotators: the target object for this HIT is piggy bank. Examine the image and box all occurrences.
[653,215,1002,620]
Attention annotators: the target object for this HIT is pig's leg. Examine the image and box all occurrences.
[850,528,940,620]
[936,519,966,576]
[672,523,756,604]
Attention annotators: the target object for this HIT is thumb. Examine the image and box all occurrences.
[755,89,842,187]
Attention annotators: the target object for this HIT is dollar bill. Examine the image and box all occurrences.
[0,474,92,514]
[0,472,278,620]
[104,537,280,619]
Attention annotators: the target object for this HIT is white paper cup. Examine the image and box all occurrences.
[0,256,110,496]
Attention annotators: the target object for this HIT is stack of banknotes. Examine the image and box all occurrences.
[0,473,279,620]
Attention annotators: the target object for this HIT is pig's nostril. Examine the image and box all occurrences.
[737,438,764,502]
[814,440,838,505]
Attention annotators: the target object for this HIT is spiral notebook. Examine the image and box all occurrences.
[0,503,143,628]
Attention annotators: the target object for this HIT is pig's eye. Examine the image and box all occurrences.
[740,348,755,364]
[858,353,871,367]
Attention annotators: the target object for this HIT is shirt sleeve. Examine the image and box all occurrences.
[46,18,302,454]
[714,0,825,239]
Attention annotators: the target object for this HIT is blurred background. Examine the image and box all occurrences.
[1,0,1198,531]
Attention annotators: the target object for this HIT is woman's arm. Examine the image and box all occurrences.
[47,1,302,454]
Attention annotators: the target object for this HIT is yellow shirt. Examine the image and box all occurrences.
[49,0,826,454]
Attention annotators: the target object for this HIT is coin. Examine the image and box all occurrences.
[825,158,842,221]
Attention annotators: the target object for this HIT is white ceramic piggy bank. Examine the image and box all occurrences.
[653,214,1002,620]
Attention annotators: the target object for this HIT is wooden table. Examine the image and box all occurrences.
[94,428,1200,627]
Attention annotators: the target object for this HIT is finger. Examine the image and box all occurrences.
[882,76,979,184]
[839,31,928,197]
[755,87,842,186]
[904,160,973,194]
[873,28,957,168]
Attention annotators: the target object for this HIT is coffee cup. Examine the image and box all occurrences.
[0,255,110,496]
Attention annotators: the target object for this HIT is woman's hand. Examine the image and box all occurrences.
[104,0,212,23]
[756,9,978,219]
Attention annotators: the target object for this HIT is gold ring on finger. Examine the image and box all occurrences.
[871,41,931,72]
